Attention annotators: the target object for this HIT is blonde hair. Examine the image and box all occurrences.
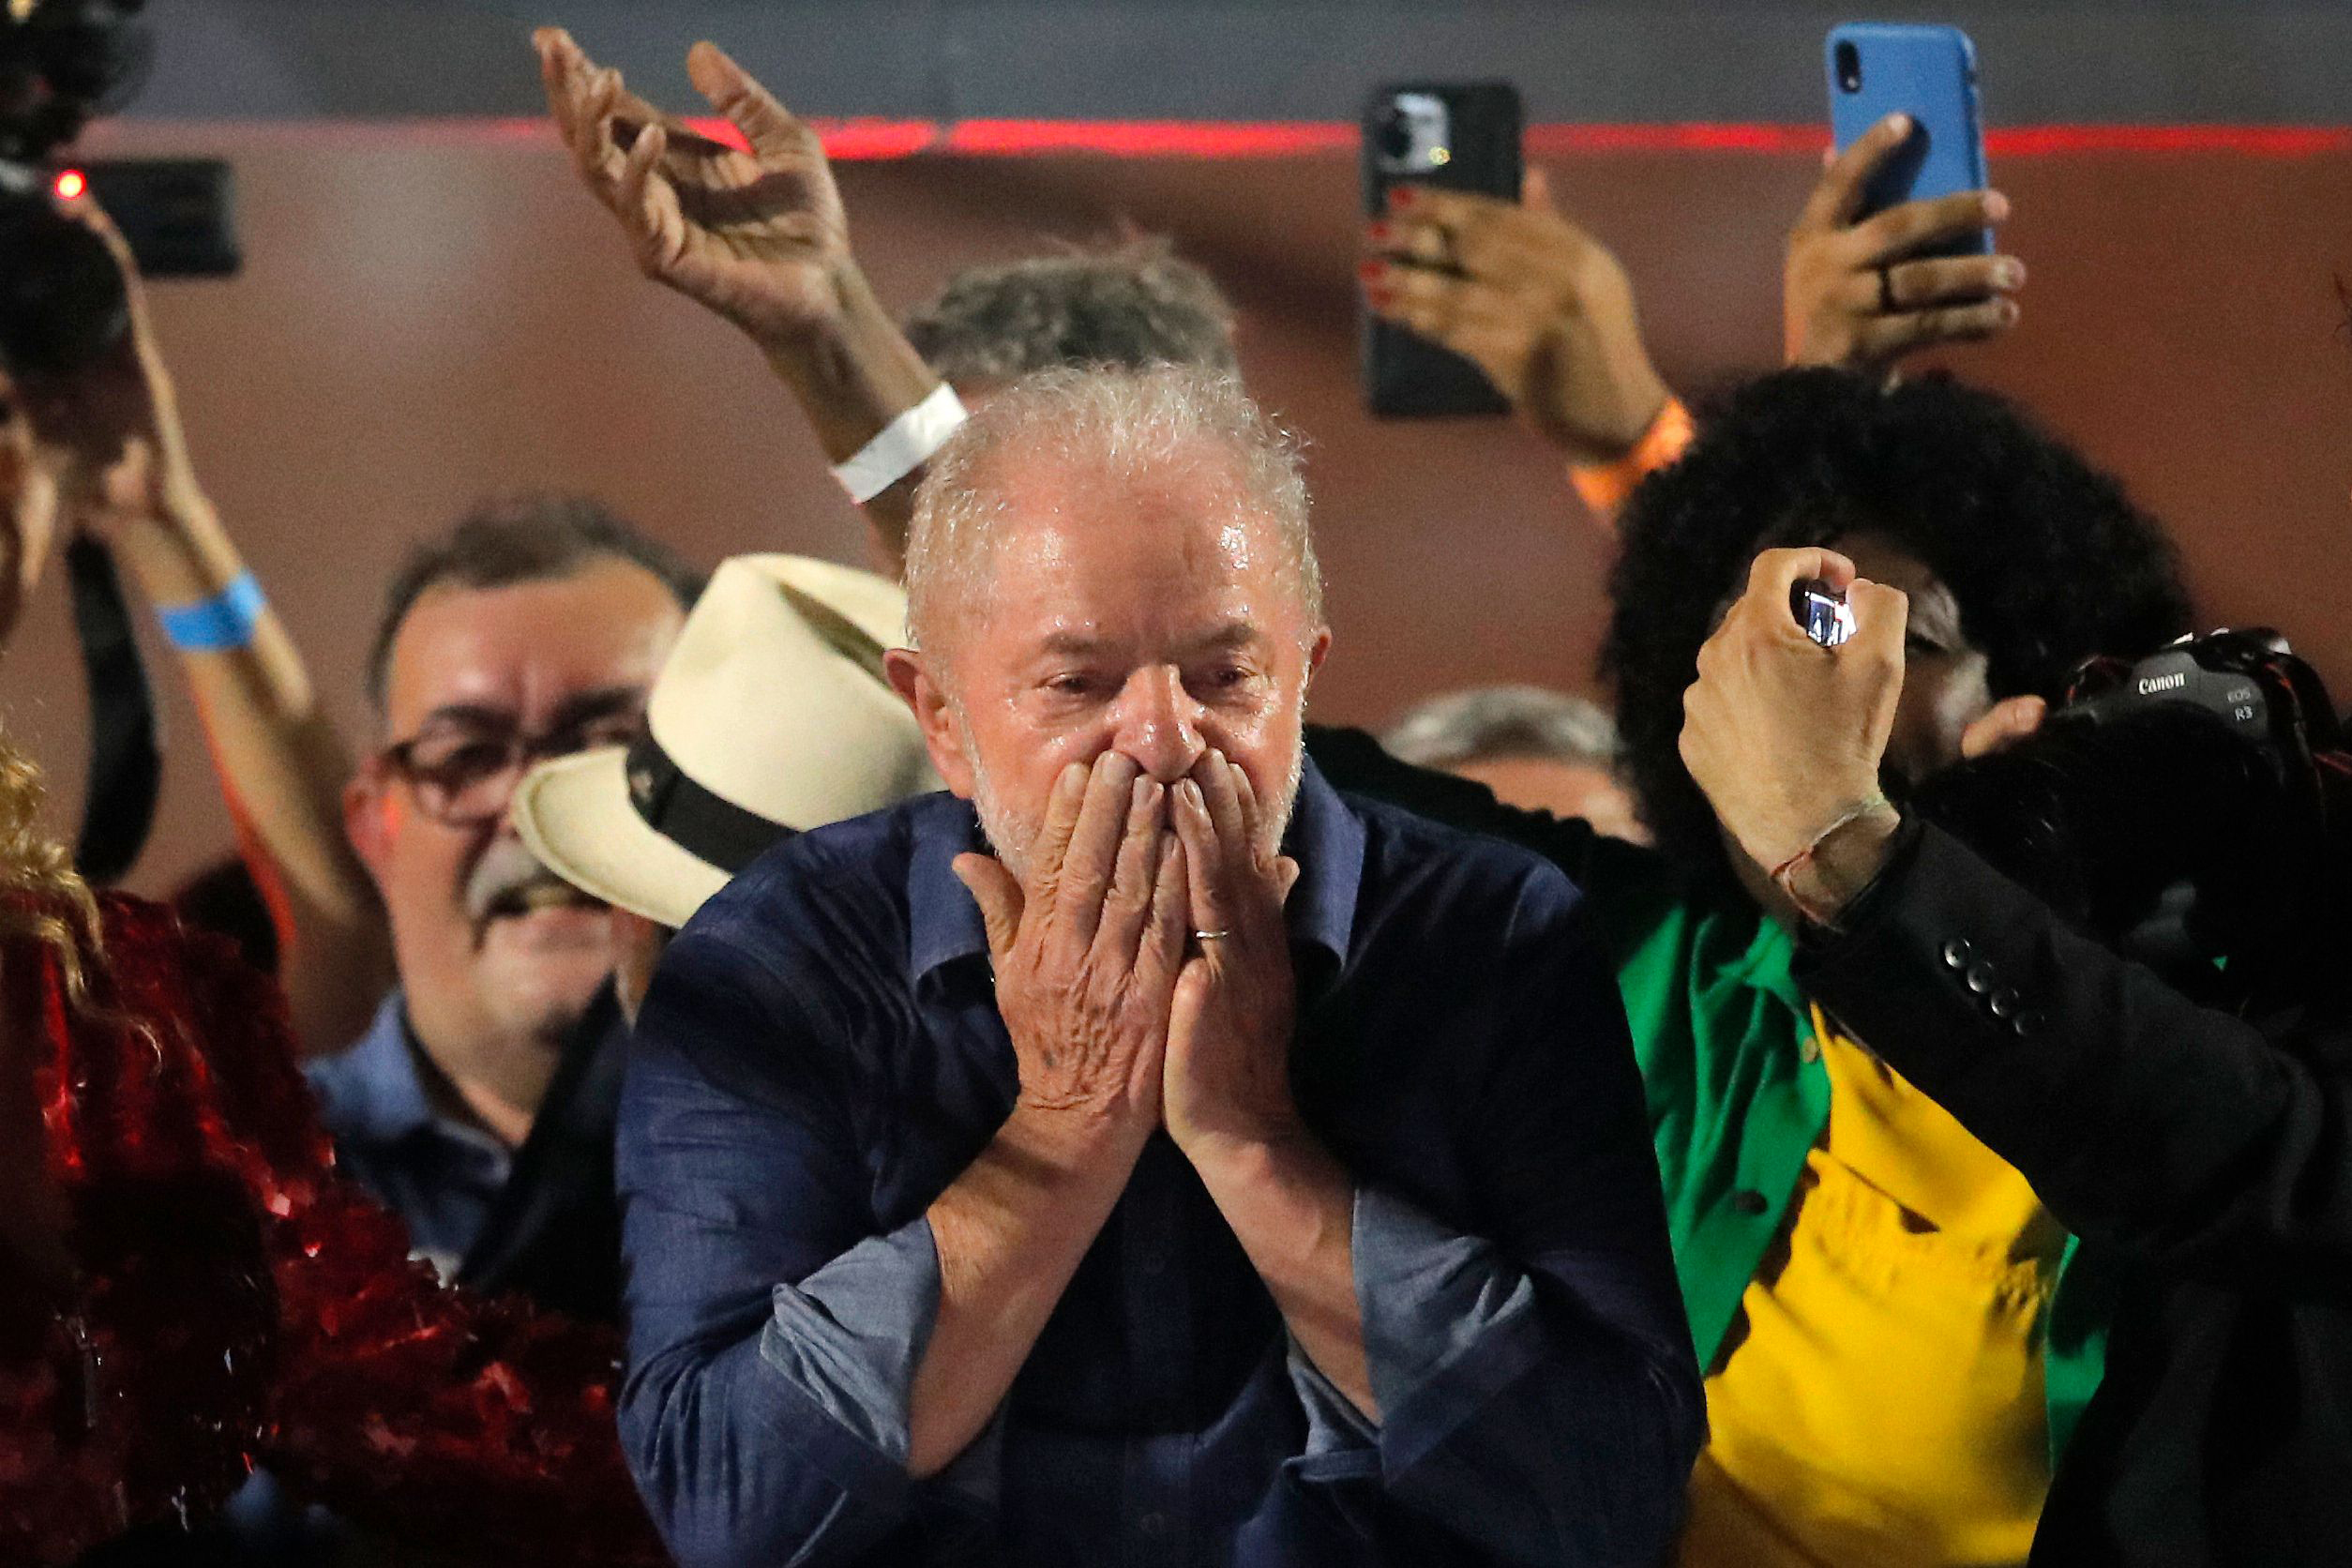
[0,728,104,1010]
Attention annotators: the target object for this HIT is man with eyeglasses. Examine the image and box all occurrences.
[309,494,698,1289]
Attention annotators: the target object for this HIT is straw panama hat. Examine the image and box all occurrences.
[512,553,941,928]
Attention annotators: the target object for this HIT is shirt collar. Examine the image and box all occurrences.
[906,755,1364,988]
[316,989,508,1162]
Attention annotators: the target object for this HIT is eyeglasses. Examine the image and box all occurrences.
[375,711,645,826]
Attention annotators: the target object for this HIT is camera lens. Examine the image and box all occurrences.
[1834,41,1862,93]
[1376,109,1413,161]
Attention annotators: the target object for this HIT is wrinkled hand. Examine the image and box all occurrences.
[5,196,203,537]
[1163,750,1305,1155]
[1362,173,1671,464]
[1680,548,1907,871]
[955,752,1191,1144]
[536,28,856,346]
[1784,113,2024,372]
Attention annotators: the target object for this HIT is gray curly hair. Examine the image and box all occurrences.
[904,238,1241,385]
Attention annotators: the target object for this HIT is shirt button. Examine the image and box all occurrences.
[2014,1011,2048,1039]
[1137,1511,1170,1538]
[1799,1034,1822,1064]
[1732,1188,1771,1217]
[1966,962,1999,995]
[1942,939,1975,970]
[1988,988,2021,1019]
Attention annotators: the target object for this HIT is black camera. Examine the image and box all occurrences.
[1911,629,2352,1011]
[0,0,236,378]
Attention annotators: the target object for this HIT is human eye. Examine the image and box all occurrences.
[1189,659,1264,700]
[409,732,510,786]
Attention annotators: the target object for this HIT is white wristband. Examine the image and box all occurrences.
[830,384,969,505]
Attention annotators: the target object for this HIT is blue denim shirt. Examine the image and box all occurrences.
[618,760,1703,1568]
[305,990,511,1276]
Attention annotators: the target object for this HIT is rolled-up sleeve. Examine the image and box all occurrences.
[617,928,959,1568]
[1349,881,1706,1566]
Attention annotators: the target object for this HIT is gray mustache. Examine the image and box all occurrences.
[464,836,596,927]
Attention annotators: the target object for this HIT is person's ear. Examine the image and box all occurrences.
[1305,626,1333,681]
[343,770,398,886]
[886,648,975,798]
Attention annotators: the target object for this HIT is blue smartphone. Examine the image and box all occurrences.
[1825,23,1990,255]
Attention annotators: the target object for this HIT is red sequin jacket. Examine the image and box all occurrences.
[0,894,669,1566]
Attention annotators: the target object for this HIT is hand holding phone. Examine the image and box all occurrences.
[1786,23,2022,371]
[1826,24,1989,250]
[1359,82,1521,417]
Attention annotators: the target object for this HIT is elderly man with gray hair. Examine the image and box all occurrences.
[613,365,1700,1568]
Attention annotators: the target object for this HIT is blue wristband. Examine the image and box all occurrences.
[158,570,267,653]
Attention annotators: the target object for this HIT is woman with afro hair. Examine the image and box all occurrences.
[1315,366,2194,1568]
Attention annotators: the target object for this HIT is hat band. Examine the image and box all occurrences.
[625,731,794,877]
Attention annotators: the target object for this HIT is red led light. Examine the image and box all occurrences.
[53,168,86,200]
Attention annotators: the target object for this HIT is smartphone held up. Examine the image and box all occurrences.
[1826,22,1992,256]
[1360,81,1521,417]
[1794,580,1858,648]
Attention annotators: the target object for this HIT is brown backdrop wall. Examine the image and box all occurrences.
[8,123,2351,897]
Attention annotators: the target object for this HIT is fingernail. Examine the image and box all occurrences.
[1984,190,2011,220]
[1885,113,1911,134]
[1178,779,1204,811]
[1059,761,1087,794]
[1366,220,1394,245]
[1389,187,1416,209]
[1358,259,1386,282]
[1996,258,2025,288]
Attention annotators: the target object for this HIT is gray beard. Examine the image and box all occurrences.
[960,718,1306,886]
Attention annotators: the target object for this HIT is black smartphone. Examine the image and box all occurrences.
[1361,82,1521,417]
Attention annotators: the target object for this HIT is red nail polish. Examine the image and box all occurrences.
[1389,186,1416,210]
[1366,219,1393,244]
[1357,259,1385,281]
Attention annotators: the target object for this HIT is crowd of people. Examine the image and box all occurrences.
[1,21,2346,1568]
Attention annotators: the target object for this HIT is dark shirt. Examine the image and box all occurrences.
[617,758,1702,1568]
[1797,821,2352,1566]
[305,985,629,1320]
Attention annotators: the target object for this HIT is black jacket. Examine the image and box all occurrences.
[1796,821,2352,1566]
[456,979,633,1324]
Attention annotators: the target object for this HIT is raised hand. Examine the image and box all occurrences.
[5,195,204,539]
[535,29,857,347]
[1163,750,1304,1155]
[1784,113,2024,372]
[954,752,1192,1146]
[1679,547,1907,877]
[1361,171,1672,464]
